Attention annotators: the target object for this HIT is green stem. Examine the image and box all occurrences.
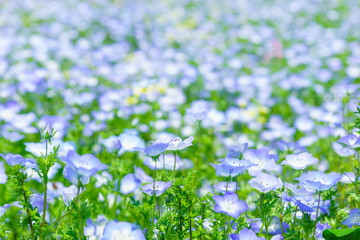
[157,197,161,218]
[41,139,49,230]
[21,181,35,240]
[292,205,299,230]
[313,192,321,238]
[151,157,158,240]
[41,180,48,227]
[112,178,121,219]
[173,151,177,180]
[44,185,81,237]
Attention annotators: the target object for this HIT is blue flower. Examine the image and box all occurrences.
[332,142,356,157]
[61,185,81,206]
[101,136,122,153]
[210,159,256,178]
[101,221,145,240]
[134,142,169,158]
[277,140,306,154]
[186,100,211,120]
[63,150,107,185]
[118,130,145,153]
[281,152,318,170]
[341,172,355,184]
[249,172,283,193]
[0,153,37,168]
[213,182,239,193]
[230,228,265,240]
[244,147,278,176]
[134,166,153,183]
[226,143,248,159]
[213,192,248,218]
[343,208,360,227]
[30,194,47,213]
[337,133,360,148]
[315,222,331,240]
[296,200,314,213]
[120,174,141,195]
[166,136,194,151]
[295,171,342,191]
[141,181,172,196]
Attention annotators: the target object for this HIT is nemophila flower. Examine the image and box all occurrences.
[213,192,248,218]
[166,136,194,151]
[30,194,47,213]
[62,185,81,206]
[210,162,252,178]
[226,143,248,158]
[134,166,153,183]
[341,172,355,184]
[244,147,278,176]
[118,130,145,153]
[315,222,331,240]
[186,100,211,120]
[141,181,172,196]
[293,195,330,216]
[101,221,145,240]
[294,116,315,132]
[85,215,107,240]
[295,171,342,191]
[101,136,122,153]
[0,202,21,217]
[63,150,107,185]
[220,157,257,171]
[296,200,314,212]
[343,208,360,227]
[285,183,314,196]
[337,133,360,148]
[332,142,356,157]
[230,228,265,240]
[134,142,169,158]
[249,172,283,193]
[120,174,141,195]
[281,152,318,170]
[0,153,37,168]
[213,182,239,193]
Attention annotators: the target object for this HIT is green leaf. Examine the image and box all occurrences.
[323,228,360,239]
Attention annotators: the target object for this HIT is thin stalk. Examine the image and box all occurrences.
[292,205,299,229]
[41,180,48,227]
[41,139,49,229]
[163,154,166,173]
[151,157,158,240]
[44,186,81,237]
[22,185,35,240]
[157,197,161,217]
[173,151,177,180]
[187,196,193,240]
[313,192,321,238]
[259,194,265,237]
[178,187,183,240]
[226,218,231,239]
[112,178,121,219]
[235,176,238,192]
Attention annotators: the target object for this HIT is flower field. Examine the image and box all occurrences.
[0,0,360,239]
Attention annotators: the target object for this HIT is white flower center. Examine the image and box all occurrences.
[112,229,135,240]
